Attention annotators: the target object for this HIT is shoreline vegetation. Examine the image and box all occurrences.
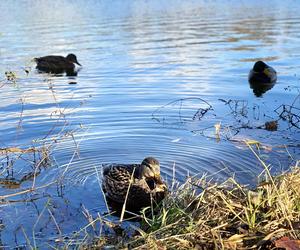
[84,144,300,250]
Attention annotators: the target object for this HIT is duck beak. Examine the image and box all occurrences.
[263,68,272,77]
[75,59,81,66]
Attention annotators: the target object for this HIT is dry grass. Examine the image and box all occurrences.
[83,154,300,250]
[132,168,300,249]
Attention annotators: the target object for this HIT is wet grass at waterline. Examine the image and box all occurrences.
[84,150,300,249]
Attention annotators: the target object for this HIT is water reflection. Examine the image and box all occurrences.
[249,81,275,97]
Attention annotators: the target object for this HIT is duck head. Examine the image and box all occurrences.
[253,61,272,78]
[66,53,81,66]
[138,157,162,184]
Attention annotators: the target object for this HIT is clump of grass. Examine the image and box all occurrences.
[85,159,300,249]
[123,165,300,249]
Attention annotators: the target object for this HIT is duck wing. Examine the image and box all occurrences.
[267,66,277,83]
[102,164,140,203]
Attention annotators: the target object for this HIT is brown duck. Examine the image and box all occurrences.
[102,157,167,210]
[34,53,81,75]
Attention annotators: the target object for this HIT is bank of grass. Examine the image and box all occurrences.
[135,169,300,249]
[87,151,300,249]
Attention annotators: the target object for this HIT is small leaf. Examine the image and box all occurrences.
[224,234,245,250]
[226,234,245,242]
[275,237,300,250]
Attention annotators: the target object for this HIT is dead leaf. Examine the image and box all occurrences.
[224,234,245,249]
[275,237,300,250]
[265,120,278,131]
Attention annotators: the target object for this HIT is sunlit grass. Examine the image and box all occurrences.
[82,148,300,250]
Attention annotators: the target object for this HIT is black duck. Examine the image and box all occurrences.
[248,61,277,84]
[34,53,81,75]
[102,157,167,210]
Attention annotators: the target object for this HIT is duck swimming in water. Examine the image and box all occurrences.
[34,53,81,75]
[102,157,167,210]
[248,61,277,84]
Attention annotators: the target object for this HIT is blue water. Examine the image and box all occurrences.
[1,0,300,248]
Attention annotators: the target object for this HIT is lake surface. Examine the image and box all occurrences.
[1,0,300,248]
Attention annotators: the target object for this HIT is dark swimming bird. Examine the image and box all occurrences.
[34,53,81,75]
[248,61,277,84]
[102,157,167,210]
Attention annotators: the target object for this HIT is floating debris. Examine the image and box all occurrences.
[5,71,17,83]
[265,120,278,131]
[152,97,213,126]
[0,147,37,155]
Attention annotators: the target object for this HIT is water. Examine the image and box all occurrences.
[1,0,300,247]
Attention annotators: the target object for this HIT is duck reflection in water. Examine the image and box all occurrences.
[34,53,81,76]
[248,61,277,97]
[249,81,275,97]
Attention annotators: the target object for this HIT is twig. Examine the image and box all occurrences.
[120,167,136,222]
[0,181,57,199]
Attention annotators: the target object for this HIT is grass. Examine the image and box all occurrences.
[83,148,300,249]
